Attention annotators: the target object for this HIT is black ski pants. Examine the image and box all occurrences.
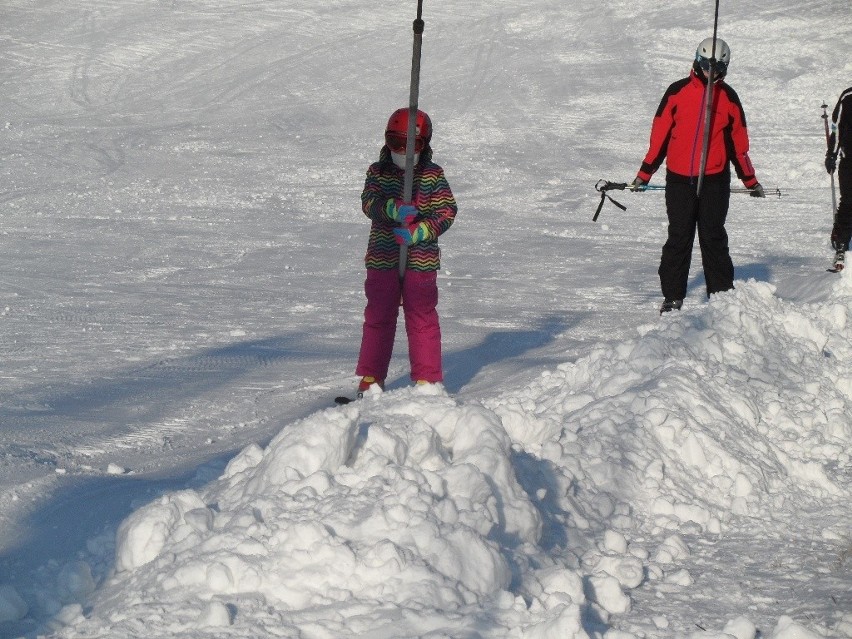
[659,178,734,301]
[831,154,852,250]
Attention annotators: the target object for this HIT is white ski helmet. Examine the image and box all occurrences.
[694,37,731,77]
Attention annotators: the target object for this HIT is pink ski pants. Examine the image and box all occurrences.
[356,268,442,383]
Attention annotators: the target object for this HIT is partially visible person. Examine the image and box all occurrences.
[631,37,764,314]
[825,85,852,272]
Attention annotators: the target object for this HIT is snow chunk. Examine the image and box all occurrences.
[0,584,28,622]
[602,529,628,554]
[652,534,690,564]
[769,615,823,639]
[56,561,96,604]
[663,568,693,586]
[588,553,645,589]
[723,615,757,639]
[115,489,209,571]
[588,574,631,614]
[521,603,590,639]
[526,566,585,609]
[197,600,232,627]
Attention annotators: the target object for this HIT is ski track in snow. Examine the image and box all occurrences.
[1,0,851,637]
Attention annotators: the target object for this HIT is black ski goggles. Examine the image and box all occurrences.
[385,131,425,154]
[697,56,727,75]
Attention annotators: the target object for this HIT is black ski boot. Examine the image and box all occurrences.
[660,298,683,315]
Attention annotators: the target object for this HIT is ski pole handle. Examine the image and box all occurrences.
[592,180,629,221]
[594,179,627,192]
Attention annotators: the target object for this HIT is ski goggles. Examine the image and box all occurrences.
[385,131,425,154]
[696,56,727,75]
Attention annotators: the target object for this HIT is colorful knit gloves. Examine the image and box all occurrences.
[393,221,430,246]
[384,198,417,223]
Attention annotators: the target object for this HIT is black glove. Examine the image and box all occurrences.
[825,152,837,174]
[630,176,647,192]
[749,183,766,198]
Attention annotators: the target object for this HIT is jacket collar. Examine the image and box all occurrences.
[690,68,726,87]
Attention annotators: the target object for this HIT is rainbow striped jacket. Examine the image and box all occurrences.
[361,146,457,272]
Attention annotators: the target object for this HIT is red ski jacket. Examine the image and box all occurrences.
[637,70,758,188]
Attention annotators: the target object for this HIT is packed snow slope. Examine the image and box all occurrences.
[0,0,850,637]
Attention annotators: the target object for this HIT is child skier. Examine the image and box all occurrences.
[352,107,457,398]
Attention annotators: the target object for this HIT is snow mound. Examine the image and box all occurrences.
[489,279,851,530]
[93,390,564,636]
[60,281,851,638]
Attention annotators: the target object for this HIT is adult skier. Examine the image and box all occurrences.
[352,108,457,398]
[825,85,852,272]
[631,37,764,314]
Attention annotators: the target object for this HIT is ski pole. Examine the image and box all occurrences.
[731,186,783,197]
[696,0,721,197]
[641,184,782,196]
[626,184,784,197]
[822,102,838,221]
[592,179,781,222]
[591,179,667,221]
[399,0,425,281]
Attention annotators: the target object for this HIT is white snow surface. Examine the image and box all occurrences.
[1,0,851,637]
